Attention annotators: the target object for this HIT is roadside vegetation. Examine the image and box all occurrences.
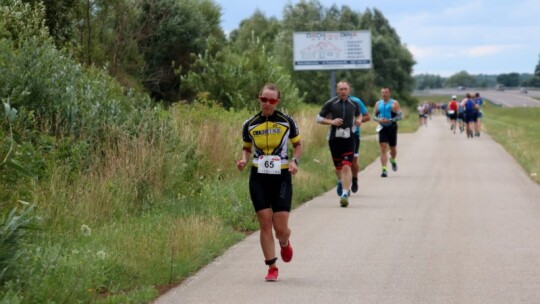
[482,105,540,184]
[0,1,424,303]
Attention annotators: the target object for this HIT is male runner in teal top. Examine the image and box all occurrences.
[373,87,402,177]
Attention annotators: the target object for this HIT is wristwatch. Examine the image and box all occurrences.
[292,158,299,166]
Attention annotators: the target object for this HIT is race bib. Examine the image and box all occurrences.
[257,155,281,175]
[376,124,383,133]
[447,110,455,114]
[335,127,351,138]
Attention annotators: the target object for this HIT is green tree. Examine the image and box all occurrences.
[273,0,337,104]
[414,74,444,90]
[229,10,281,54]
[496,73,520,87]
[360,9,415,97]
[446,71,476,88]
[523,76,540,87]
[136,0,225,102]
[181,36,302,111]
[86,0,146,88]
[21,0,76,46]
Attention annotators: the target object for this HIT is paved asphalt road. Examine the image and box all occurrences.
[416,88,540,107]
[155,115,540,304]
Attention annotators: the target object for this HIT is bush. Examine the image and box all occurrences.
[181,36,303,112]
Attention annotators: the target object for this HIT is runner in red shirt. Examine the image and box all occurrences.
[447,95,459,134]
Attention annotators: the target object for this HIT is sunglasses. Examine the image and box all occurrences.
[258,96,279,105]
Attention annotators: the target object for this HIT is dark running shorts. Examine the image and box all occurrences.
[378,123,398,147]
[464,111,477,123]
[329,137,355,169]
[249,167,292,212]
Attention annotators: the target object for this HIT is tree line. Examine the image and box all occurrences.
[11,0,415,107]
[415,56,540,90]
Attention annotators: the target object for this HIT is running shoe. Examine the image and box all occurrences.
[265,267,279,281]
[351,178,358,193]
[339,194,349,207]
[280,241,293,263]
[336,180,343,196]
[391,161,398,172]
[381,170,388,178]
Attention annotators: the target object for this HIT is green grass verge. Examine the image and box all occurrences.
[482,105,540,184]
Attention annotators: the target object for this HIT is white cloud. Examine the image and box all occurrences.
[407,44,523,61]
[465,45,507,57]
[442,0,483,17]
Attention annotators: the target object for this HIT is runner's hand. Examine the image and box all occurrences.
[236,159,247,171]
[289,162,298,175]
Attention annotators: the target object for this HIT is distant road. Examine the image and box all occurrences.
[154,115,540,304]
[415,88,540,107]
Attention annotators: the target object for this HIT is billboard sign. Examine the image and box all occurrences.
[293,31,372,71]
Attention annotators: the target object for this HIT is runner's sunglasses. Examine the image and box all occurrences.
[258,96,279,105]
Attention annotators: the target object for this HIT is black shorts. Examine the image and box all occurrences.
[448,112,457,120]
[378,123,398,147]
[328,137,355,169]
[249,167,292,212]
[464,111,477,123]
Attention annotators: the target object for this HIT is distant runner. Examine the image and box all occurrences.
[447,95,459,134]
[473,92,484,137]
[462,93,479,138]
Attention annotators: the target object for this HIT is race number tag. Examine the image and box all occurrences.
[447,110,455,114]
[257,155,281,175]
[376,124,383,133]
[335,127,351,138]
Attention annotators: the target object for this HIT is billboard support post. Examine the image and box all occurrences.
[330,70,336,98]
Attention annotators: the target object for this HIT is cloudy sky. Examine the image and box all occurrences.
[215,0,540,77]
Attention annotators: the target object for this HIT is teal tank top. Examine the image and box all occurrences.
[378,99,394,126]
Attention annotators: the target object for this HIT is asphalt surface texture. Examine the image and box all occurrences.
[154,115,540,304]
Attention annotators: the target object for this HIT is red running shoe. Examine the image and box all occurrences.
[265,267,278,281]
[280,241,293,263]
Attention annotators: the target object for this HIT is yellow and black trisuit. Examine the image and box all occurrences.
[241,110,301,212]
